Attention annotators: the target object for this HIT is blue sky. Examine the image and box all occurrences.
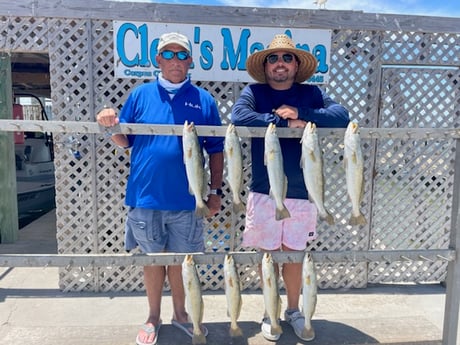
[115,0,460,18]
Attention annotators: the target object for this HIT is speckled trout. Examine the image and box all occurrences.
[223,254,243,337]
[301,252,317,341]
[224,124,245,214]
[344,121,366,226]
[264,123,290,220]
[261,252,283,337]
[183,120,209,218]
[182,254,207,345]
[300,122,334,225]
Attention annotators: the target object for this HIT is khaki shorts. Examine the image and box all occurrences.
[241,191,318,251]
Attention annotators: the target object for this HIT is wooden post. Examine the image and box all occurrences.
[0,52,19,243]
[442,138,460,345]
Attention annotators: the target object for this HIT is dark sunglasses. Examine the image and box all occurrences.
[265,53,295,64]
[160,50,190,61]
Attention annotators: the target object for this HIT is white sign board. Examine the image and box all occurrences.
[114,21,331,84]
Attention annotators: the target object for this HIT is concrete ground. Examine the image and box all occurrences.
[0,211,453,345]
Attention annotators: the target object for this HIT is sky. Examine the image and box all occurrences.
[113,0,460,18]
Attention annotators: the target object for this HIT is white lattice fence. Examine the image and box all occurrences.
[48,22,460,291]
[1,13,459,292]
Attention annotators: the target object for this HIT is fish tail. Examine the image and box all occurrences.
[271,323,283,335]
[301,326,315,341]
[192,333,207,345]
[195,204,210,218]
[229,323,243,337]
[349,213,366,226]
[320,212,335,225]
[232,199,246,214]
[275,204,291,221]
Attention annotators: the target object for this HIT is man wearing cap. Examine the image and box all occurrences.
[231,33,349,341]
[97,32,224,345]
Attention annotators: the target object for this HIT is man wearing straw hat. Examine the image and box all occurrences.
[231,33,349,341]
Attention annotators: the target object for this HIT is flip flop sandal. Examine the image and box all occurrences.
[171,319,208,338]
[136,321,162,345]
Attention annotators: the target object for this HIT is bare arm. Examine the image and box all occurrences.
[96,107,130,148]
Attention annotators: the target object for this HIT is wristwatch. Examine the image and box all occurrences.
[209,188,223,196]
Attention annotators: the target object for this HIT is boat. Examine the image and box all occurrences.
[14,95,55,228]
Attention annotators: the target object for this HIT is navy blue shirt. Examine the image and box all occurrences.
[231,83,349,199]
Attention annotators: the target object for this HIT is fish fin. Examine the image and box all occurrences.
[201,174,208,199]
[195,204,210,218]
[238,295,243,317]
[232,200,246,214]
[229,325,243,337]
[277,295,282,317]
[266,276,272,288]
[192,333,207,345]
[271,323,283,336]
[283,175,288,200]
[359,175,365,203]
[276,205,291,221]
[349,213,366,226]
[351,151,357,164]
[301,327,315,341]
[320,212,335,225]
[309,150,316,162]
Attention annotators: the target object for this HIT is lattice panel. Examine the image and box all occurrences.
[90,19,144,292]
[0,16,48,51]
[47,18,99,290]
[4,13,457,291]
[328,29,382,127]
[368,67,459,283]
[382,32,460,65]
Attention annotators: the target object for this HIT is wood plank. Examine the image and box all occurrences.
[0,1,459,33]
[0,53,19,244]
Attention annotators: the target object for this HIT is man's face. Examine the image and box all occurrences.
[156,43,192,84]
[264,50,299,87]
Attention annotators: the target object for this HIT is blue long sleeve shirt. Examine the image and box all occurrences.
[231,83,349,199]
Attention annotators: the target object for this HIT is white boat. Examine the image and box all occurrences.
[14,96,55,227]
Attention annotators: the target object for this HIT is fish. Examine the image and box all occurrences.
[301,252,317,341]
[183,120,209,218]
[224,124,245,214]
[264,123,290,220]
[300,122,335,225]
[344,121,367,226]
[182,254,207,345]
[223,254,243,337]
[261,252,283,337]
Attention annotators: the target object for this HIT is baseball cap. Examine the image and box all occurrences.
[157,32,191,53]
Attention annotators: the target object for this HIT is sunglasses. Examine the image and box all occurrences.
[160,50,190,61]
[265,53,295,64]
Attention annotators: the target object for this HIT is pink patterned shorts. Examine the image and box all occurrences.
[241,192,318,251]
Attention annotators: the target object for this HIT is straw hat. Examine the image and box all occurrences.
[246,34,318,83]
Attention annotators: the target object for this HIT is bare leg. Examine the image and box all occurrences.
[136,265,165,344]
[281,245,302,311]
[168,264,188,323]
[144,265,165,325]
